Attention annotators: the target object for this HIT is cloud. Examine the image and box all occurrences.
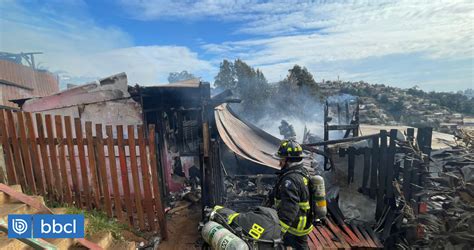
[198,0,473,89]
[0,0,212,86]
[120,0,473,90]
[119,0,305,22]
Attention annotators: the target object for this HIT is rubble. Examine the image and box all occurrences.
[396,129,474,249]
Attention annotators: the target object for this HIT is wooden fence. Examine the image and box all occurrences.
[0,109,167,237]
[338,127,432,246]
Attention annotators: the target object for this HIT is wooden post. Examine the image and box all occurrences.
[369,136,379,199]
[386,129,397,204]
[354,100,360,137]
[347,147,355,184]
[323,101,329,169]
[376,130,387,220]
[361,147,371,195]
[337,103,342,124]
[345,101,350,124]
[148,124,168,239]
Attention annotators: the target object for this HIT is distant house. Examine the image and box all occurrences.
[463,117,474,126]
[439,123,458,131]
[0,52,59,108]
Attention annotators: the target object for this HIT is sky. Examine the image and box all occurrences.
[0,0,473,92]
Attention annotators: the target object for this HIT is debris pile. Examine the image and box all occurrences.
[416,130,474,249]
[394,129,474,249]
[224,175,276,211]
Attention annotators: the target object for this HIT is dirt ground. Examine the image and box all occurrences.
[158,204,202,250]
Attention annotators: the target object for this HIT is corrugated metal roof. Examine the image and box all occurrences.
[215,104,281,169]
[0,60,59,107]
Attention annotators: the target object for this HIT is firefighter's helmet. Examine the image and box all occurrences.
[275,140,304,159]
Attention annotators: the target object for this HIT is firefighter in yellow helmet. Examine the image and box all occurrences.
[269,139,313,249]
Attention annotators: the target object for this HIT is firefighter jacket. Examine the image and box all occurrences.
[272,163,314,236]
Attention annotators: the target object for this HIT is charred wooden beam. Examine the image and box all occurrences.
[327,124,359,131]
[303,133,379,147]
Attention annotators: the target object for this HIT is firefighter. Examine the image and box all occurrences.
[270,140,313,249]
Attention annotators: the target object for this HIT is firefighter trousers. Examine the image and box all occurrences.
[283,233,309,249]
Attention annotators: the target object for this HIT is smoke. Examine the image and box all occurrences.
[327,93,357,104]
[231,84,325,142]
[233,84,357,143]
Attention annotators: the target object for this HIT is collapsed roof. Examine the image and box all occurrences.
[215,104,281,169]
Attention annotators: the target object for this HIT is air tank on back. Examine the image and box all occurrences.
[202,221,249,250]
[309,175,327,219]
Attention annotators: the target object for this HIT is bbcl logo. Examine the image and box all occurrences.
[8,214,84,239]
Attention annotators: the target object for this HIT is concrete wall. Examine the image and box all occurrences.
[21,72,143,130]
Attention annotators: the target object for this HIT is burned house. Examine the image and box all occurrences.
[4,71,469,249]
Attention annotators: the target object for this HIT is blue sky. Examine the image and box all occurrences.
[0,0,473,91]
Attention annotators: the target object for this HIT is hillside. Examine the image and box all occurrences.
[319,81,474,132]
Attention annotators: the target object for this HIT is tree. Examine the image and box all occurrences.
[213,59,271,121]
[214,60,236,90]
[167,70,196,83]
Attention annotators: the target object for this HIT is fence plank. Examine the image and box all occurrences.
[0,110,17,184]
[138,125,154,231]
[55,116,73,204]
[386,129,397,201]
[106,125,124,222]
[36,114,53,197]
[376,130,388,220]
[25,112,45,195]
[148,125,168,239]
[117,125,134,226]
[369,136,379,199]
[128,125,145,230]
[74,118,91,209]
[95,124,112,217]
[45,114,63,201]
[361,147,371,195]
[17,112,36,193]
[64,116,81,206]
[85,121,101,208]
[347,147,355,184]
[7,110,27,189]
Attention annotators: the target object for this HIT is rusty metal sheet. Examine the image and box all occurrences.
[215,104,281,169]
[310,218,383,249]
[0,60,59,108]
